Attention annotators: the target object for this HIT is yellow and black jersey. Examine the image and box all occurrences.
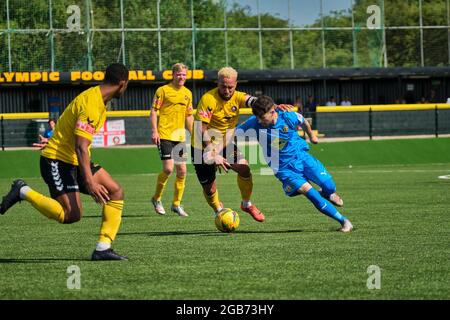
[42,86,106,165]
[152,83,193,142]
[192,88,247,147]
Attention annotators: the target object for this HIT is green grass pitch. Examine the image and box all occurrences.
[0,138,449,299]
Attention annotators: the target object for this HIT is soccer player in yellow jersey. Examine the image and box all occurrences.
[191,66,265,222]
[150,63,194,217]
[0,63,129,261]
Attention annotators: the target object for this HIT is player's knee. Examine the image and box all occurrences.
[176,166,187,177]
[163,167,173,175]
[64,209,82,224]
[110,184,124,200]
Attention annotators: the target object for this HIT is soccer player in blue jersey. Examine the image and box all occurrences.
[236,95,353,232]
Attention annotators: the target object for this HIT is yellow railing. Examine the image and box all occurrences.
[1,104,449,120]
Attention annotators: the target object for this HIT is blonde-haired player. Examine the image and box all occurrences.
[150,63,194,217]
[191,66,265,222]
[0,63,130,260]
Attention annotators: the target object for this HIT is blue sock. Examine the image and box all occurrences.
[305,188,346,224]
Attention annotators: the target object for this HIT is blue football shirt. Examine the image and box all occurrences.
[236,110,309,171]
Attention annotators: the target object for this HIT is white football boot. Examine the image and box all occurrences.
[319,189,344,207]
[151,198,166,215]
[171,205,189,217]
[329,193,344,207]
[339,219,354,233]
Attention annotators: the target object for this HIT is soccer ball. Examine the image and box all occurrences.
[215,208,240,233]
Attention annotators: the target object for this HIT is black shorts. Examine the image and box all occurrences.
[191,143,244,186]
[40,156,102,198]
[158,139,187,162]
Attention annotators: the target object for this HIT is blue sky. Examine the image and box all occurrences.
[229,0,354,26]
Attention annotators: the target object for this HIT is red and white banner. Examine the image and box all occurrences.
[92,119,126,147]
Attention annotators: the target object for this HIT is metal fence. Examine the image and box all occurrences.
[2,106,450,149]
[1,0,449,72]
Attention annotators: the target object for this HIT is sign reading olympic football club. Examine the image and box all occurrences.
[0,70,204,85]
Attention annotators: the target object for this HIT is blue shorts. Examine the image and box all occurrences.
[275,153,333,197]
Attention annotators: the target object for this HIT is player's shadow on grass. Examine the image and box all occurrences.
[119,230,220,237]
[0,258,90,264]
[119,229,304,237]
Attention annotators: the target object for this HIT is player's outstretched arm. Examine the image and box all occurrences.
[275,104,294,111]
[32,135,49,150]
[301,119,318,144]
[75,135,110,204]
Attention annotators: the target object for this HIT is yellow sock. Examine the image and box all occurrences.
[25,190,65,223]
[153,172,169,201]
[237,174,253,201]
[99,200,124,244]
[203,190,221,212]
[173,175,186,207]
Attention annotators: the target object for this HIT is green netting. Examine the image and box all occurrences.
[159,0,191,28]
[0,2,6,29]
[194,31,226,70]
[54,32,88,71]
[124,31,159,70]
[386,29,421,67]
[423,28,449,67]
[160,31,193,70]
[11,33,52,71]
[193,0,226,28]
[91,31,123,70]
[385,0,420,27]
[261,30,291,69]
[422,0,447,26]
[324,30,353,68]
[123,0,157,29]
[8,0,50,29]
[354,29,384,67]
[0,34,8,72]
[292,30,323,68]
[227,30,260,69]
[90,0,121,29]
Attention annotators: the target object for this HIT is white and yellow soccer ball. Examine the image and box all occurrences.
[215,208,240,233]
